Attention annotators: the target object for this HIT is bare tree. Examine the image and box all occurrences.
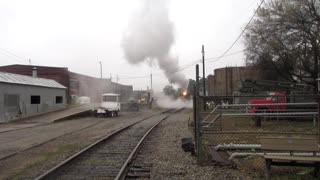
[245,0,320,92]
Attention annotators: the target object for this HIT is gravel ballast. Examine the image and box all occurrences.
[132,109,250,179]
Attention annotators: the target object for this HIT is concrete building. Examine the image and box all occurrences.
[207,66,258,96]
[0,71,67,122]
[69,71,132,102]
[0,64,133,103]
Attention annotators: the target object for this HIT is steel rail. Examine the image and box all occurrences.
[115,108,184,180]
[35,109,176,180]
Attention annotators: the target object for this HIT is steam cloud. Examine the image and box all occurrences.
[155,92,192,109]
[122,0,187,88]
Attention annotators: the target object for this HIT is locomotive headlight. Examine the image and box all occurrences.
[182,91,187,96]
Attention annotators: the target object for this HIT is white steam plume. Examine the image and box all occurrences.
[155,92,192,109]
[122,0,187,88]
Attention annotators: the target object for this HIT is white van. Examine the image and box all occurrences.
[93,93,120,117]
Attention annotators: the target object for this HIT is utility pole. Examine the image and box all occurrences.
[202,45,206,96]
[116,75,119,93]
[195,64,200,158]
[99,61,102,79]
[29,59,31,65]
[150,73,153,92]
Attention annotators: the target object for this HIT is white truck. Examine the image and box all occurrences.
[93,93,121,117]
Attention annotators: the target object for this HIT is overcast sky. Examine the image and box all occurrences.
[0,0,260,91]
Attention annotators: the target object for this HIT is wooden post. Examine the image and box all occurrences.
[255,116,262,128]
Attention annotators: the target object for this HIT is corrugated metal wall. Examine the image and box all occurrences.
[0,83,66,122]
[207,67,258,96]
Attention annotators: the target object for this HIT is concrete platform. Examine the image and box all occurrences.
[0,105,92,133]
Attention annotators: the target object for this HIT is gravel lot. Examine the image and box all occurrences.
[0,109,162,179]
[133,109,251,180]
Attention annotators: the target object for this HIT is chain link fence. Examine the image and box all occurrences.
[194,94,320,178]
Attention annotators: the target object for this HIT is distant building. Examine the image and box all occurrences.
[0,71,67,122]
[69,72,132,102]
[207,66,258,96]
[0,64,133,103]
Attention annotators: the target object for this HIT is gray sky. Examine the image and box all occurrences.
[0,0,259,91]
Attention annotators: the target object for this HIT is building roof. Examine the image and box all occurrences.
[0,64,68,69]
[0,71,67,89]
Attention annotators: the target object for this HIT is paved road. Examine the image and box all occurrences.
[0,105,92,133]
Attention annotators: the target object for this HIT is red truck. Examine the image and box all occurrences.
[247,91,317,113]
[247,91,289,113]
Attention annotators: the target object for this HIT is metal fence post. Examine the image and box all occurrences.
[193,84,196,140]
[318,94,320,141]
[195,65,200,159]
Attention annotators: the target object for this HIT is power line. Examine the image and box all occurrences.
[119,0,266,82]
[119,49,245,80]
[206,49,244,62]
[152,62,198,77]
[0,47,43,65]
[118,75,150,79]
[155,0,264,71]
[0,51,27,64]
[0,48,28,63]
[212,0,265,63]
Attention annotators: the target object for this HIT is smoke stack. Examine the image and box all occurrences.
[32,67,37,78]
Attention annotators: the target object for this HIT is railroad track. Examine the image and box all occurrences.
[0,110,167,162]
[35,108,182,180]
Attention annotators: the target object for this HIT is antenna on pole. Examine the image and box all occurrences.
[99,61,102,79]
[150,73,153,92]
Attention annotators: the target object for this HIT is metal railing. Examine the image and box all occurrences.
[193,93,320,174]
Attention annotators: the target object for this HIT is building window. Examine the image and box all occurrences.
[31,95,41,104]
[4,94,19,107]
[70,79,78,90]
[56,96,63,104]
